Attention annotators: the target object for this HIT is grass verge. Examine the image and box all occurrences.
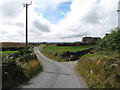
[2,59,43,89]
[75,51,120,88]
[25,59,43,78]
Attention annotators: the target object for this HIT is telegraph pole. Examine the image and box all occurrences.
[118,1,120,27]
[23,1,32,55]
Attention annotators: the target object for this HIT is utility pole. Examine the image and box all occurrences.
[23,1,32,55]
[117,1,120,27]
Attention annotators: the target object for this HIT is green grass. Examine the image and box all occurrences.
[0,51,18,56]
[40,45,94,62]
[43,45,94,53]
[75,51,120,88]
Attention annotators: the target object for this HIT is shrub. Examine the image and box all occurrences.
[76,27,120,88]
[96,27,120,52]
[2,47,42,88]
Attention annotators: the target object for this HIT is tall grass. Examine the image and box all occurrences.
[76,27,120,88]
[76,51,120,88]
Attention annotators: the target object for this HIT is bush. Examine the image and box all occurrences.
[76,27,120,88]
[2,47,42,88]
[96,27,120,52]
[2,59,28,88]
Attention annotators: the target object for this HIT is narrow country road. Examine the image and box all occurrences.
[17,47,87,88]
[0,54,2,89]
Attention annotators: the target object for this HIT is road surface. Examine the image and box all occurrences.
[0,64,1,89]
[17,47,87,88]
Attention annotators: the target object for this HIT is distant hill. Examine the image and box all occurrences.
[1,42,27,47]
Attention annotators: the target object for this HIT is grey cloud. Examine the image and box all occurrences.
[29,28,42,36]
[97,0,101,3]
[17,30,24,35]
[0,30,8,35]
[82,8,101,24]
[15,22,24,27]
[33,20,51,32]
[0,2,22,18]
[2,21,24,27]
[60,32,88,39]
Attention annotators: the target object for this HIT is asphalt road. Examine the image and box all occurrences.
[17,47,87,88]
[0,54,2,90]
[0,65,1,89]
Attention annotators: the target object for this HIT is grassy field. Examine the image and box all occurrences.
[40,45,94,61]
[42,45,94,53]
[0,51,18,56]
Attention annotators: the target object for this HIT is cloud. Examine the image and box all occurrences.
[33,19,50,32]
[60,32,88,39]
[0,30,8,35]
[2,21,24,27]
[15,22,24,27]
[0,1,23,18]
[60,12,66,16]
[0,0,119,42]
[55,0,118,38]
[82,6,100,24]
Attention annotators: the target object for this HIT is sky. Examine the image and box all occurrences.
[0,0,119,42]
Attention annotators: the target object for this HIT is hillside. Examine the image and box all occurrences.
[76,27,120,88]
[1,42,27,47]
